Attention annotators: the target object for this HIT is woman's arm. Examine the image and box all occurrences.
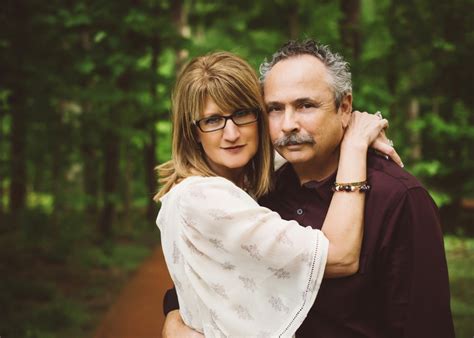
[170,176,329,336]
[322,111,389,277]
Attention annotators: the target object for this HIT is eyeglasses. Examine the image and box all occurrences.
[194,108,260,133]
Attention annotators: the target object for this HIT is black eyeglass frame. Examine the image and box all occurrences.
[193,108,260,133]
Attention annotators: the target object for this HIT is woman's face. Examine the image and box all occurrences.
[196,97,259,182]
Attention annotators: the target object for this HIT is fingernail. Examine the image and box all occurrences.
[385,155,389,160]
[401,162,404,168]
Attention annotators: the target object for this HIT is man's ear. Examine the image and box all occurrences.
[339,93,353,128]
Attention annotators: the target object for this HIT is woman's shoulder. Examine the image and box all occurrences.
[162,175,243,202]
[159,175,255,229]
[179,175,238,192]
[183,175,235,186]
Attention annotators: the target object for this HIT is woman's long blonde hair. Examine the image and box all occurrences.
[154,51,274,201]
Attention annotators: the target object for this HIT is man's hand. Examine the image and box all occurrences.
[162,310,204,338]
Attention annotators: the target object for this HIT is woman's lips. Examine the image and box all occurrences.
[221,145,245,153]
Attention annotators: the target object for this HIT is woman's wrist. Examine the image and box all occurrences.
[340,138,369,155]
[337,140,368,183]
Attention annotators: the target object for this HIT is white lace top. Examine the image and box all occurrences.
[157,176,328,337]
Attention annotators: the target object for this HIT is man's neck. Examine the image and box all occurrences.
[291,149,340,185]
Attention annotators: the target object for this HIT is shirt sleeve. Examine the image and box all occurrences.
[379,187,454,338]
[163,287,179,316]
[176,177,329,337]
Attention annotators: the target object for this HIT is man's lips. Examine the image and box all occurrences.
[279,142,308,149]
[285,141,305,146]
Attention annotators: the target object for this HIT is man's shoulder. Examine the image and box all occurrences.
[367,152,428,198]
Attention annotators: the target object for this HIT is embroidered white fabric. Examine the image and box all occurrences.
[157,176,328,337]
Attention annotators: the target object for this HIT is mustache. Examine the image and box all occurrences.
[273,133,316,147]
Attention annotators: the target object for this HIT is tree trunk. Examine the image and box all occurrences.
[50,126,62,229]
[81,116,100,218]
[122,143,132,228]
[99,129,120,238]
[98,67,133,238]
[408,98,421,160]
[340,0,361,60]
[287,4,300,39]
[82,142,100,217]
[144,128,157,222]
[7,1,29,226]
[9,91,27,225]
[80,32,100,220]
[0,103,5,224]
[171,0,190,70]
[144,40,161,223]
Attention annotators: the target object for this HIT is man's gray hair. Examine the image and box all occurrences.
[260,39,352,108]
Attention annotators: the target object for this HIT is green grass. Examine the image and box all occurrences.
[445,235,474,338]
[0,218,158,338]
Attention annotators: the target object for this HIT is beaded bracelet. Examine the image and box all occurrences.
[332,180,371,192]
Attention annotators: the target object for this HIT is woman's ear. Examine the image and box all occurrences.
[339,94,353,128]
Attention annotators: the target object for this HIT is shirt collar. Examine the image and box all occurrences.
[276,163,336,202]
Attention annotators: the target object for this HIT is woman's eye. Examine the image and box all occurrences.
[234,110,250,118]
[204,117,222,125]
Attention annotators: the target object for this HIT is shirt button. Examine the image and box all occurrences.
[296,208,304,215]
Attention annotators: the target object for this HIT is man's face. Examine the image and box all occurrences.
[263,55,351,173]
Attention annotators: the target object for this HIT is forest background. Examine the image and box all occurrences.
[1,0,473,337]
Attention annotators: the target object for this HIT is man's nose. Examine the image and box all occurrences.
[281,108,299,134]
[222,119,240,141]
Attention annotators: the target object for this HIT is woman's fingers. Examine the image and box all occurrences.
[371,139,404,167]
[348,111,403,167]
[347,111,389,145]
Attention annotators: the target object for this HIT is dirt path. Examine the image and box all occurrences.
[94,247,173,338]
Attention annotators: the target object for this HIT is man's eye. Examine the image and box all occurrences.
[203,117,223,125]
[301,102,315,109]
[267,106,282,113]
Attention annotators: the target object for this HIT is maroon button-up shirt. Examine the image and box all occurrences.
[259,152,454,338]
[163,152,454,337]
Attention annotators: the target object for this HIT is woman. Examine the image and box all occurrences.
[156,51,395,337]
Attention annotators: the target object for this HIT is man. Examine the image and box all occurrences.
[162,40,454,337]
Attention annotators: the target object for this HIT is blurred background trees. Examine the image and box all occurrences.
[1,0,472,236]
[0,0,473,336]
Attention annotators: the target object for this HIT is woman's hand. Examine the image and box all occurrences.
[371,128,403,167]
[162,310,204,338]
[342,111,403,167]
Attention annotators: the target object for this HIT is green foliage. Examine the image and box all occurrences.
[29,296,90,334]
[445,235,474,338]
[0,215,155,338]
[157,120,173,163]
[1,0,470,227]
[78,243,151,272]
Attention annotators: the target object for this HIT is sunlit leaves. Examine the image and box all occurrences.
[57,4,92,29]
[94,31,107,43]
